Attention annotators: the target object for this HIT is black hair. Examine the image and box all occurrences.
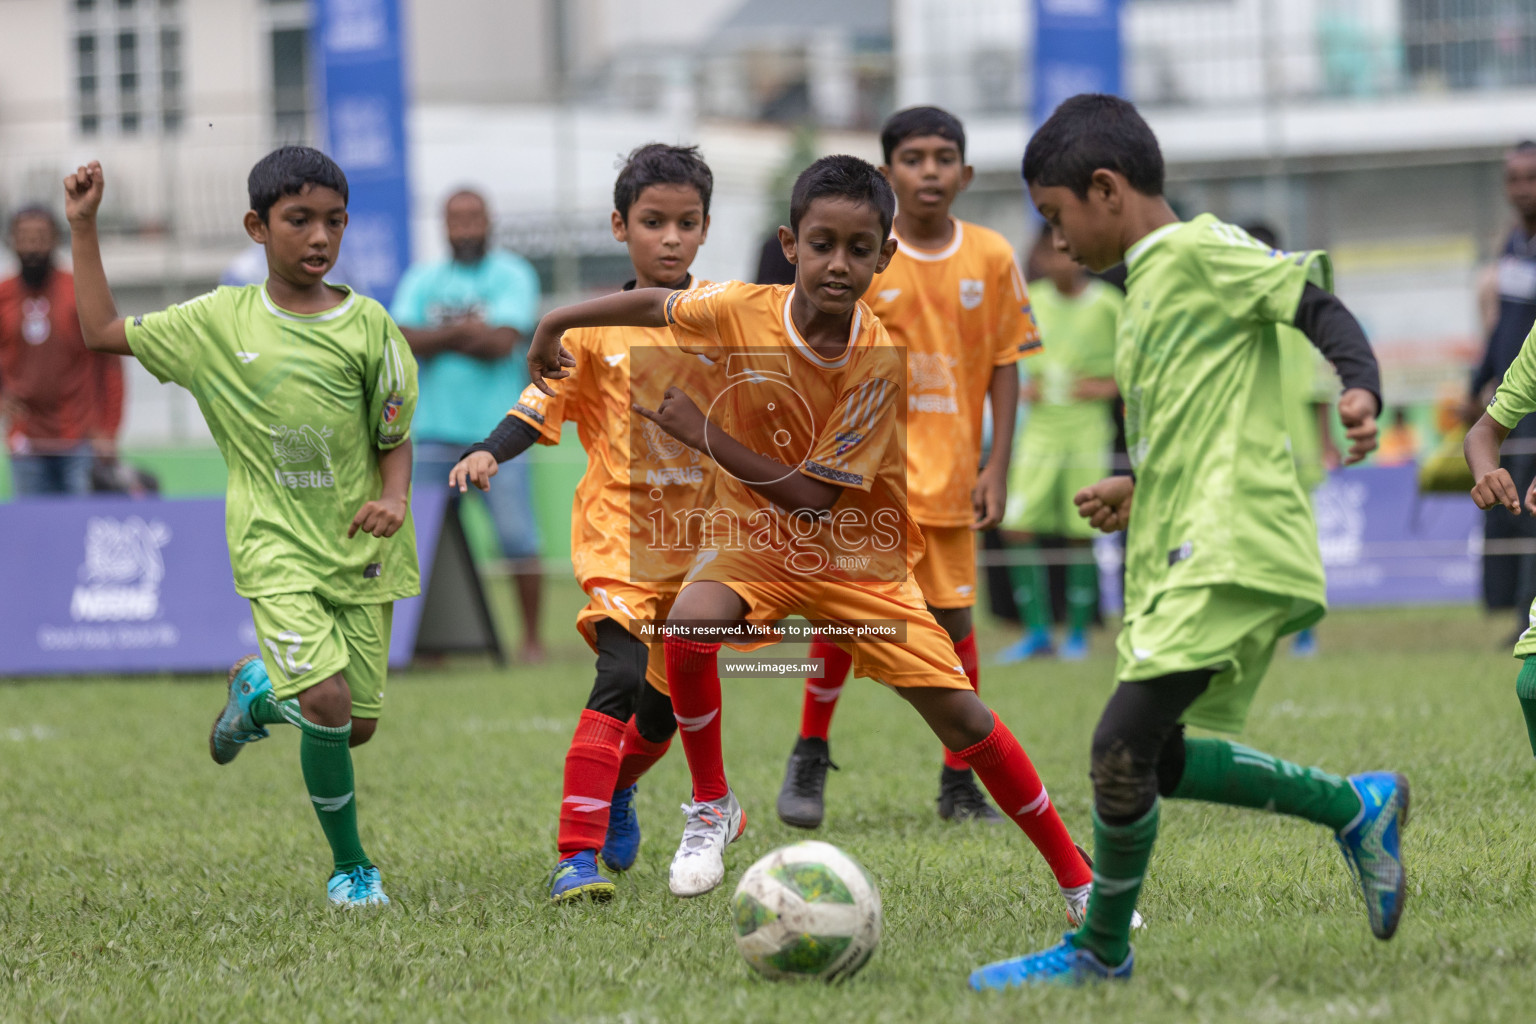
[9,204,59,236]
[789,155,896,239]
[613,143,714,221]
[880,106,966,164]
[1022,94,1164,199]
[1511,140,1536,155]
[1242,222,1281,249]
[247,145,349,222]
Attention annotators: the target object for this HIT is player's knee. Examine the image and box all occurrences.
[635,681,677,743]
[587,619,646,720]
[349,717,378,746]
[1089,725,1159,824]
[297,673,352,728]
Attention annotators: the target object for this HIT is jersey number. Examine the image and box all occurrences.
[264,630,313,678]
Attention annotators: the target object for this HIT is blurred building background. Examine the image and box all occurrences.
[1,0,1531,448]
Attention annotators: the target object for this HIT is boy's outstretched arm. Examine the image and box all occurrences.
[351,439,412,538]
[635,387,841,515]
[527,288,671,395]
[1292,283,1380,464]
[972,363,1018,529]
[1465,413,1522,513]
[63,162,131,356]
[448,415,543,492]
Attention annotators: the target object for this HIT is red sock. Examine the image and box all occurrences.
[942,630,981,770]
[958,714,1092,889]
[556,709,626,859]
[614,714,671,790]
[799,633,854,741]
[664,637,728,802]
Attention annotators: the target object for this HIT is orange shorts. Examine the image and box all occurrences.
[683,547,971,691]
[576,578,678,692]
[912,524,977,609]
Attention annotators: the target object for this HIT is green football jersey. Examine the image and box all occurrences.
[1021,277,1122,452]
[1117,214,1329,626]
[1486,322,1536,431]
[126,284,421,604]
[1278,325,1332,492]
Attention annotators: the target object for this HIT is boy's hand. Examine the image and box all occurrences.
[449,451,498,493]
[633,387,706,450]
[971,461,1007,530]
[1338,388,1378,465]
[1074,475,1135,533]
[1472,467,1522,513]
[527,320,576,396]
[349,496,408,538]
[64,162,106,224]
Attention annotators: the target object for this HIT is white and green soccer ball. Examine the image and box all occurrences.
[730,840,882,982]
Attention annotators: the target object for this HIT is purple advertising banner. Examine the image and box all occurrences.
[1094,464,1480,614]
[0,485,447,677]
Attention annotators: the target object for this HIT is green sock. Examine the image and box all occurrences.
[298,717,370,873]
[1073,803,1158,968]
[1066,560,1098,634]
[1516,657,1536,757]
[1008,548,1052,633]
[1171,737,1362,831]
[250,693,302,728]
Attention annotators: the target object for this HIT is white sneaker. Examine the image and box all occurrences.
[1061,883,1145,930]
[668,790,746,898]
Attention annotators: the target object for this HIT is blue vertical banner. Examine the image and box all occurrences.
[1032,0,1125,125]
[313,0,412,307]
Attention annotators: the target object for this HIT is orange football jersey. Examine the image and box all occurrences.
[509,282,719,586]
[664,281,919,584]
[864,219,1040,526]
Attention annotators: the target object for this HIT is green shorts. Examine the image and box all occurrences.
[1115,584,1322,734]
[248,593,394,719]
[1004,447,1110,538]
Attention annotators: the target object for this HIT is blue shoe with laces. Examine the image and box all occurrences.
[209,654,272,765]
[328,865,390,908]
[1335,771,1409,940]
[969,933,1132,990]
[601,784,642,872]
[995,628,1054,665]
[549,849,616,904]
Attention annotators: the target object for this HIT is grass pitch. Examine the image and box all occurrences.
[2,588,1534,1023]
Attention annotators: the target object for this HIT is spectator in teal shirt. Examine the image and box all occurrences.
[392,189,546,659]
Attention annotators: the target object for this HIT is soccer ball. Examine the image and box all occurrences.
[730,840,882,982]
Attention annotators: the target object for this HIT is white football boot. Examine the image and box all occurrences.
[668,790,746,897]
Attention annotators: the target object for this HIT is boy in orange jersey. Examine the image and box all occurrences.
[450,144,718,902]
[527,156,1100,916]
[777,107,1040,828]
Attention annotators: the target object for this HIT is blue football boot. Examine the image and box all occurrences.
[549,850,616,904]
[328,865,390,908]
[1059,630,1089,661]
[995,628,1054,665]
[1335,771,1410,940]
[601,784,642,872]
[209,654,272,765]
[970,934,1133,990]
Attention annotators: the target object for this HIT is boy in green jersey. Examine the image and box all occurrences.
[1464,321,1536,757]
[999,231,1122,662]
[971,95,1409,989]
[65,148,419,908]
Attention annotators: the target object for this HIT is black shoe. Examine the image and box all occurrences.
[777,736,838,829]
[937,765,1004,823]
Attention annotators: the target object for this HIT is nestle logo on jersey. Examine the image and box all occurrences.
[646,467,705,486]
[271,424,335,490]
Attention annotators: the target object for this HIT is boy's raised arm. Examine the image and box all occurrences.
[527,287,672,395]
[64,162,131,356]
[1465,413,1522,514]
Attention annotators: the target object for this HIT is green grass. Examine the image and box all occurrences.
[3,592,1534,1023]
